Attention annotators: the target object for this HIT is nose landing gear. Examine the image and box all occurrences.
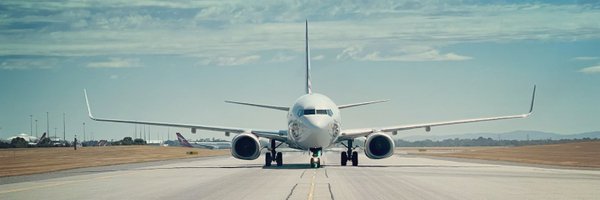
[309,147,322,168]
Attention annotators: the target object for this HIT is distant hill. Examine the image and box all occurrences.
[400,130,600,141]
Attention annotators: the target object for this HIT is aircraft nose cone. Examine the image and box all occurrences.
[305,116,331,130]
[299,116,335,148]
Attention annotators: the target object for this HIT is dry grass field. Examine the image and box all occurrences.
[402,141,600,168]
[0,146,229,177]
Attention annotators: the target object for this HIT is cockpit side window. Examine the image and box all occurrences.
[316,109,328,115]
[326,109,333,117]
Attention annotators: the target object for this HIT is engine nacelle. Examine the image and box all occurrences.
[231,133,261,160]
[364,132,395,159]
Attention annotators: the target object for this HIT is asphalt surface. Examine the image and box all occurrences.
[1,150,599,200]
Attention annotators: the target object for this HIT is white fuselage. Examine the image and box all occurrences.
[287,93,341,150]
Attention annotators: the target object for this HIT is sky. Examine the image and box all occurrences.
[1,0,599,141]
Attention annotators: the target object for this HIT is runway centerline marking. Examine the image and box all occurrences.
[307,169,317,200]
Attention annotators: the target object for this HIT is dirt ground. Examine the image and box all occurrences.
[400,141,600,168]
[0,146,229,177]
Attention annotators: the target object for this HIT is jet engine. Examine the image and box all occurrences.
[364,132,395,159]
[231,133,261,160]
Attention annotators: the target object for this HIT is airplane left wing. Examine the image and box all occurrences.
[84,90,287,142]
[338,85,536,141]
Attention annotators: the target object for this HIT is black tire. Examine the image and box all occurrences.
[341,152,348,166]
[351,151,358,166]
[276,152,283,166]
[317,158,321,168]
[265,152,272,167]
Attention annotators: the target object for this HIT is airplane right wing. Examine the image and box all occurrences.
[338,85,536,141]
[84,90,288,142]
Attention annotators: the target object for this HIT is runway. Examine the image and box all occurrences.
[1,150,599,200]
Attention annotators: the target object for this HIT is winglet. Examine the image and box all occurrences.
[83,89,95,120]
[528,85,536,114]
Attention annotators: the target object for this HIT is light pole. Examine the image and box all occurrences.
[35,119,38,138]
[46,112,49,137]
[83,122,86,142]
[30,115,33,136]
[63,113,66,142]
[54,127,57,138]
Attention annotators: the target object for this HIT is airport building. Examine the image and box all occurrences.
[146,140,164,146]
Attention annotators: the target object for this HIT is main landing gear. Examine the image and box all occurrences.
[309,147,322,168]
[265,139,283,167]
[341,139,358,166]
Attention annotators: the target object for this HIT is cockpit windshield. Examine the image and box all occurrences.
[298,109,333,117]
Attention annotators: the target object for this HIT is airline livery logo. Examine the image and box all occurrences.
[176,132,193,147]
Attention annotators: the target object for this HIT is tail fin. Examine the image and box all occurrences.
[305,19,312,94]
[176,132,193,148]
[39,132,47,141]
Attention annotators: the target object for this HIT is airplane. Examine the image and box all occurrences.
[7,132,48,146]
[176,132,231,149]
[32,132,48,146]
[84,20,536,168]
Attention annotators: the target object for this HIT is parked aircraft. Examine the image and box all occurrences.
[84,20,535,168]
[7,132,47,146]
[176,132,231,149]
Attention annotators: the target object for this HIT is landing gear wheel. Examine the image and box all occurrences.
[310,157,321,168]
[276,152,283,166]
[341,152,348,166]
[351,151,358,166]
[265,152,272,167]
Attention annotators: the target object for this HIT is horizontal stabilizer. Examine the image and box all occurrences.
[338,99,389,109]
[339,85,537,140]
[224,100,289,111]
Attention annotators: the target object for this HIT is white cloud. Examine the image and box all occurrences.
[86,58,141,68]
[573,56,598,61]
[0,58,58,70]
[336,45,364,60]
[312,55,325,60]
[201,55,260,66]
[336,45,471,62]
[0,1,599,67]
[579,65,600,74]
[269,54,295,63]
